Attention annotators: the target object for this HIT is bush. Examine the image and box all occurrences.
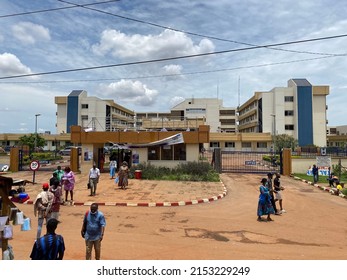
[129,161,219,182]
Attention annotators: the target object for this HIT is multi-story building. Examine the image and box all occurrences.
[135,98,237,133]
[327,125,347,148]
[55,90,135,133]
[238,79,329,147]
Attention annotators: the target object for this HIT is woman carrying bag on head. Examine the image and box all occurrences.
[117,161,129,190]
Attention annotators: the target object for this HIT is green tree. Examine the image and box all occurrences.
[273,134,298,152]
[19,133,46,152]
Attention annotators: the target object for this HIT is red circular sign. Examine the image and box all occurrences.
[29,160,40,171]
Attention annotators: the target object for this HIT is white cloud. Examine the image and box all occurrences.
[92,29,215,59]
[12,22,50,44]
[162,64,184,80]
[0,53,32,76]
[97,79,159,106]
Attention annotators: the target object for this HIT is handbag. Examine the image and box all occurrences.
[21,218,31,231]
[115,177,119,184]
[0,216,8,231]
[3,225,13,239]
[87,182,91,189]
[14,212,24,225]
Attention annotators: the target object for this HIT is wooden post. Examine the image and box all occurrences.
[0,176,13,258]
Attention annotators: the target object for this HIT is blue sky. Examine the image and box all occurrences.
[0,0,346,134]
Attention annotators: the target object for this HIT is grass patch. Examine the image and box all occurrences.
[293,173,347,185]
[129,161,220,182]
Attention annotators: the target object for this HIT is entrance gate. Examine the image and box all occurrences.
[217,150,281,174]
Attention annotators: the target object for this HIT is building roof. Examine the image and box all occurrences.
[290,79,311,86]
[69,90,85,97]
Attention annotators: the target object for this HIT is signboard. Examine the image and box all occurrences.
[29,160,40,171]
[245,160,256,166]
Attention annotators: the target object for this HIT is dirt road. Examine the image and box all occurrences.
[4,172,347,260]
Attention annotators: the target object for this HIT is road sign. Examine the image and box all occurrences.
[29,160,40,171]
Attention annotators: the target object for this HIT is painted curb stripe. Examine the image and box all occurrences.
[21,182,228,207]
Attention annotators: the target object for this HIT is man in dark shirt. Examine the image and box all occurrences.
[30,218,65,260]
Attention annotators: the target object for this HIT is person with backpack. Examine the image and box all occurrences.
[81,203,106,260]
[33,183,54,239]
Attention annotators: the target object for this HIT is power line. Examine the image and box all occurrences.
[0,0,119,18]
[1,33,346,80]
[0,55,343,84]
[2,0,342,57]
[57,0,343,57]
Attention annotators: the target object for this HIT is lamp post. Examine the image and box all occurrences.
[34,113,41,152]
[270,113,276,151]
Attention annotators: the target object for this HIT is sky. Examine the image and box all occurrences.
[0,0,346,134]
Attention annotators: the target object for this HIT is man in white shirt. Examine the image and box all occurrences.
[89,164,100,196]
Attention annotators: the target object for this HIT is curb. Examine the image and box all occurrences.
[23,182,228,207]
[292,176,347,199]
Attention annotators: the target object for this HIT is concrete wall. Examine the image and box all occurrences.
[292,157,347,174]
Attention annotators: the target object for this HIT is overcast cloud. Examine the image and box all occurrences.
[0,0,346,133]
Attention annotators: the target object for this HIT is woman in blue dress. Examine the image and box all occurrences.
[257,178,275,221]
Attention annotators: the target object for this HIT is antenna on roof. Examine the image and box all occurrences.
[238,76,241,107]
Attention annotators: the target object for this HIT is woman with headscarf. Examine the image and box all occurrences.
[117,161,129,190]
[61,166,75,204]
[257,178,275,221]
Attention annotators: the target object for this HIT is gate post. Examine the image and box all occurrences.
[282,148,292,176]
[213,148,222,173]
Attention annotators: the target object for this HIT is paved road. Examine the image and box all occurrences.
[7,173,347,260]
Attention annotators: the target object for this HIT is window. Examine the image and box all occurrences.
[225,142,235,148]
[242,142,251,148]
[284,110,294,116]
[210,142,220,148]
[284,96,294,102]
[186,108,206,114]
[81,104,89,109]
[257,142,267,148]
[148,144,186,161]
[285,124,294,130]
[219,110,235,116]
[174,143,186,160]
[148,146,160,160]
[81,115,88,120]
[161,145,173,160]
[220,119,236,125]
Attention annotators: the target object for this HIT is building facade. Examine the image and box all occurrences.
[55,90,135,133]
[238,79,329,147]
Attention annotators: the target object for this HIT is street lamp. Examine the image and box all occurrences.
[270,114,276,152]
[34,113,41,152]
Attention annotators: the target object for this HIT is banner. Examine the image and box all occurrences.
[127,133,184,148]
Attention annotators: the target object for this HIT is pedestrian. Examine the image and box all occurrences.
[33,183,54,239]
[49,172,60,188]
[312,164,319,183]
[30,218,65,260]
[118,161,129,189]
[257,178,275,221]
[89,163,100,196]
[49,177,63,220]
[109,159,117,179]
[266,173,281,215]
[61,166,75,204]
[274,173,286,213]
[54,165,64,182]
[335,181,343,195]
[81,203,106,260]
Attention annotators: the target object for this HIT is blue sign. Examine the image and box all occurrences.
[245,160,256,166]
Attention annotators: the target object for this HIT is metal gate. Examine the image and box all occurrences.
[219,150,281,174]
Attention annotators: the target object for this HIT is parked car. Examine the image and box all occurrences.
[59,146,81,156]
